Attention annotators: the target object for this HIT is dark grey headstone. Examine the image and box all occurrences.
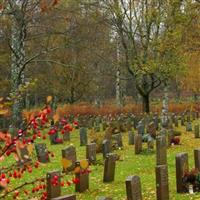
[128,131,135,145]
[112,133,123,147]
[103,153,116,182]
[156,165,169,200]
[86,143,96,164]
[35,143,50,163]
[194,149,200,171]
[79,127,88,146]
[186,122,192,132]
[134,134,142,155]
[63,131,70,141]
[194,124,200,138]
[137,121,145,135]
[156,135,167,166]
[126,175,142,200]
[176,153,188,193]
[102,139,111,159]
[62,146,76,172]
[46,171,61,200]
[75,160,89,193]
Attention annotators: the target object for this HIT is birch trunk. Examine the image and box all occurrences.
[10,1,26,128]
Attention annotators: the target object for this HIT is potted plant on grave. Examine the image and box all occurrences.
[182,168,200,193]
[171,137,180,145]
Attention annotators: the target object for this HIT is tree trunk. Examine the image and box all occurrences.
[116,67,122,107]
[142,94,150,113]
[10,5,26,129]
[162,84,169,114]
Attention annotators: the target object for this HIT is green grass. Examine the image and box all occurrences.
[1,119,200,200]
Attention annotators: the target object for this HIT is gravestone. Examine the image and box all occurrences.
[174,116,179,127]
[128,131,135,145]
[17,145,31,164]
[134,134,142,155]
[103,153,116,182]
[75,160,89,193]
[63,131,70,141]
[194,149,200,171]
[155,165,169,200]
[62,146,76,172]
[153,116,159,130]
[102,139,111,158]
[176,152,189,193]
[194,124,200,138]
[126,118,133,131]
[147,122,156,139]
[156,135,167,166]
[186,122,192,132]
[52,194,76,200]
[46,171,61,200]
[133,116,138,129]
[125,175,142,200]
[137,121,145,135]
[112,133,123,147]
[181,115,185,126]
[86,143,96,164]
[79,127,88,146]
[35,143,50,163]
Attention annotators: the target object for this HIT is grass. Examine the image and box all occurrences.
[1,118,200,200]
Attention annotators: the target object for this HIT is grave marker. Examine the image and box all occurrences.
[194,149,200,171]
[176,153,189,193]
[86,143,96,164]
[125,175,142,200]
[46,171,61,200]
[156,135,167,166]
[134,134,142,155]
[103,153,116,182]
[128,131,134,145]
[35,143,50,163]
[155,165,169,200]
[62,146,76,172]
[75,160,89,193]
[79,127,88,146]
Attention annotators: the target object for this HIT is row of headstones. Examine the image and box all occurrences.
[46,153,117,200]
[46,164,169,200]
[77,110,199,132]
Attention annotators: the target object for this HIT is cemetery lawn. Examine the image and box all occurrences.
[1,119,200,200]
